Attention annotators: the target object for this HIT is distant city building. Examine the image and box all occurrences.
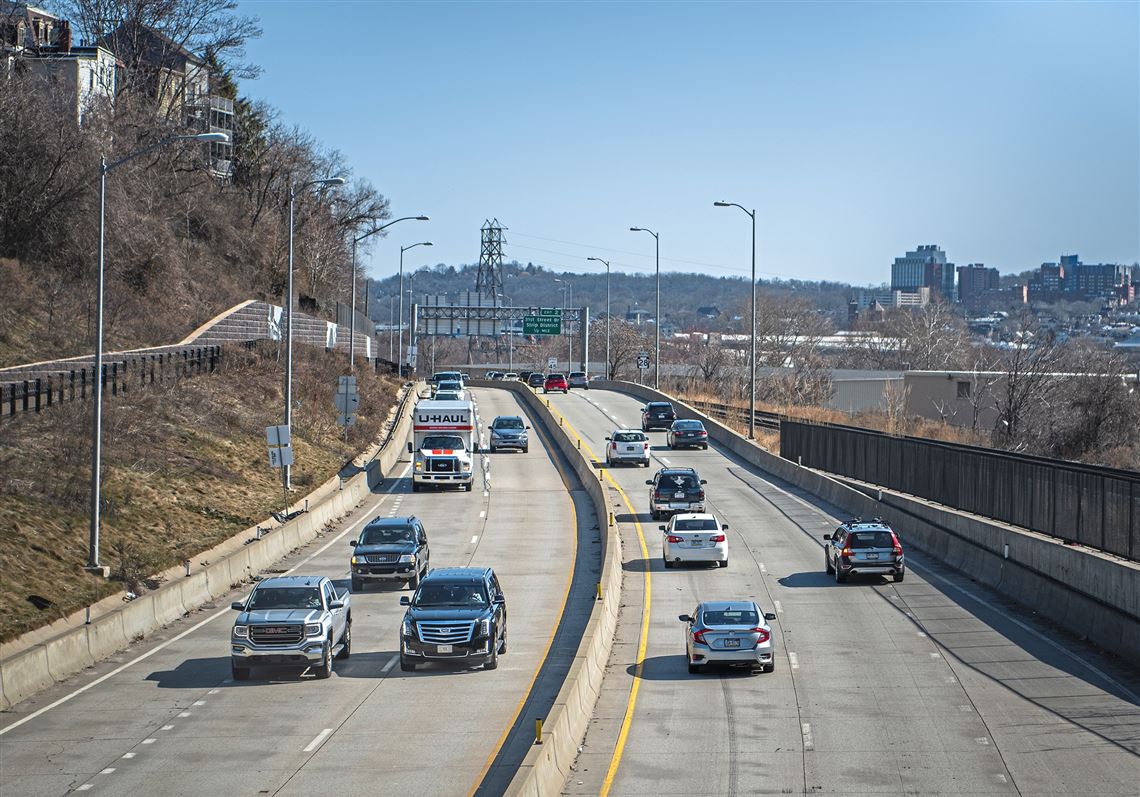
[855,287,931,309]
[1029,255,1132,304]
[956,263,1001,310]
[625,303,651,325]
[891,244,956,301]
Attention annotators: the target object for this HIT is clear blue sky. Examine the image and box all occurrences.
[240,0,1139,286]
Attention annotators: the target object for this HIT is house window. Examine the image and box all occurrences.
[956,381,971,399]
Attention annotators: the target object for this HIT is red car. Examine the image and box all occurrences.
[543,373,568,393]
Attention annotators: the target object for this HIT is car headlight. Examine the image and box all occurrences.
[402,618,414,637]
[232,625,248,638]
[479,618,491,636]
[462,463,472,472]
[350,555,358,564]
[305,623,323,636]
[397,554,415,563]
[414,461,423,471]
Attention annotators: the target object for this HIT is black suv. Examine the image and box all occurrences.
[641,401,677,431]
[646,466,707,521]
[823,519,905,583]
[399,567,507,671]
[349,516,430,591]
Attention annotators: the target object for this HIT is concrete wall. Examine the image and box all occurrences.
[463,381,622,797]
[0,385,418,711]
[593,380,1140,663]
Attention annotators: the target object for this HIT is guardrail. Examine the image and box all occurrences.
[686,398,781,431]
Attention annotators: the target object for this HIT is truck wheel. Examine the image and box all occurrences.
[412,482,421,493]
[464,482,473,492]
[314,640,333,679]
[484,642,499,670]
[351,577,363,592]
[498,630,507,654]
[231,664,249,681]
[400,654,416,672]
[409,567,421,590]
[337,621,352,659]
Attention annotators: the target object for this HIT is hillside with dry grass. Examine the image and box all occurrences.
[0,342,401,643]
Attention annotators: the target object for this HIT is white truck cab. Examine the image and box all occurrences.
[408,399,477,492]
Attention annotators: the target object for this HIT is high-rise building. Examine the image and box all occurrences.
[891,244,955,300]
[956,263,1000,309]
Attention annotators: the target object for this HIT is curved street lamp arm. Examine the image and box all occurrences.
[356,215,430,244]
[714,200,754,219]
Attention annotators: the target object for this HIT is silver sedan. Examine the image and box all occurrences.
[678,600,777,674]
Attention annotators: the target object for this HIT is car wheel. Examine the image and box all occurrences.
[498,630,507,654]
[464,482,473,492]
[351,577,363,592]
[411,482,421,493]
[894,570,905,583]
[664,557,674,569]
[489,445,496,453]
[824,553,833,574]
[484,640,499,670]
[314,640,333,679]
[763,661,776,673]
[835,566,848,583]
[337,621,352,659]
[523,446,528,453]
[687,661,703,675]
[718,559,728,568]
[410,567,421,590]
[702,444,709,450]
[642,460,650,467]
[231,664,249,681]
[400,654,416,672]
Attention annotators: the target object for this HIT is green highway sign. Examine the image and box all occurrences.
[523,315,562,335]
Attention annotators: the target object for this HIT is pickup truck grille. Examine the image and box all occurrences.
[417,620,475,644]
[364,553,398,563]
[429,458,456,473]
[249,624,304,645]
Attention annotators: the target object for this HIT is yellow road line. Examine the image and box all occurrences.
[467,398,578,797]
[538,398,651,797]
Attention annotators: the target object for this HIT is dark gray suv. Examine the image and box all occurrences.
[350,516,430,591]
[823,519,905,583]
[399,567,507,671]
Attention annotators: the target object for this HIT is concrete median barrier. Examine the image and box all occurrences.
[593,380,1140,663]
[0,383,418,711]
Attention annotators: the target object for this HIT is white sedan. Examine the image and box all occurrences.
[660,512,728,568]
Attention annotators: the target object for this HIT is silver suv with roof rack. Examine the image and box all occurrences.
[823,518,905,583]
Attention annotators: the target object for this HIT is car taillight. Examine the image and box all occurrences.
[710,534,726,543]
[892,532,903,558]
[692,629,707,645]
[841,546,853,558]
[751,627,771,643]
[611,441,618,450]
[697,490,705,500]
[667,535,684,543]
[643,442,649,449]
[698,431,707,436]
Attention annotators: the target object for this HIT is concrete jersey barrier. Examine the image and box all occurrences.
[0,384,419,711]
[592,379,1140,664]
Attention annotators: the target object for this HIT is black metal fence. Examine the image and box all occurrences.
[780,420,1140,561]
[1,345,222,420]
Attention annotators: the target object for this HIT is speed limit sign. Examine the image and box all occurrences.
[547,357,558,371]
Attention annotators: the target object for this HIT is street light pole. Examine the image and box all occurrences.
[87,132,229,574]
[715,201,757,439]
[587,257,611,379]
[285,175,346,490]
[398,241,432,376]
[348,215,428,373]
[630,227,660,389]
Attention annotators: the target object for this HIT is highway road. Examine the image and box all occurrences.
[0,387,591,797]
[545,387,1140,797]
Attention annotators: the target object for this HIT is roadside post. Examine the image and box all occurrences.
[266,424,294,515]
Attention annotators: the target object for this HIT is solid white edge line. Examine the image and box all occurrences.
[0,464,411,737]
[302,727,334,753]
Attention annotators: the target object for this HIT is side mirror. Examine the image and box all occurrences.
[658,525,666,532]
[764,612,777,621]
[722,524,729,530]
[604,437,611,441]
[700,479,708,485]
[678,614,692,623]
[399,596,411,606]
[526,425,531,430]
[329,600,344,610]
[231,601,245,611]
[407,442,413,454]
[349,540,357,547]
[822,534,832,541]
[645,480,654,486]
[493,595,505,604]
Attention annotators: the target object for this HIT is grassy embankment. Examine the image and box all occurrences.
[0,342,401,643]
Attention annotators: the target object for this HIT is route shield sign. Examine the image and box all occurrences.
[637,351,650,370]
[523,314,562,335]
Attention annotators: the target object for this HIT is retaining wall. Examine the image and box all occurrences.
[593,380,1140,663]
[0,384,417,710]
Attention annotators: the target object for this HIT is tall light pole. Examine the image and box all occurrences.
[630,227,660,389]
[349,215,428,373]
[554,278,573,372]
[87,131,229,574]
[399,241,432,375]
[715,201,757,439]
[587,256,610,378]
[285,175,346,490]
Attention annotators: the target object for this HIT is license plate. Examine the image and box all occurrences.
[724,638,741,648]
[865,553,879,560]
[674,491,685,498]
[437,644,453,653]
[670,503,688,509]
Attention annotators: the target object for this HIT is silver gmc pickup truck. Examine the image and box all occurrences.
[230,575,351,680]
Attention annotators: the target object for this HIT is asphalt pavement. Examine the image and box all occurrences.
[547,387,1140,797]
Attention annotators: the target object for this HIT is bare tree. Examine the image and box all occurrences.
[992,315,1065,448]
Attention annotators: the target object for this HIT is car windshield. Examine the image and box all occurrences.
[614,432,645,443]
[435,392,461,401]
[438,381,461,391]
[360,526,415,545]
[660,473,698,490]
[648,403,672,412]
[414,582,488,607]
[674,420,703,430]
[674,518,719,531]
[422,435,464,449]
[547,374,564,380]
[247,587,322,610]
[703,608,759,626]
[849,531,894,548]
[494,417,524,430]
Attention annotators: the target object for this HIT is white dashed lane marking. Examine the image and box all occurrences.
[470,536,479,544]
[788,651,799,670]
[303,728,334,753]
[380,654,399,675]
